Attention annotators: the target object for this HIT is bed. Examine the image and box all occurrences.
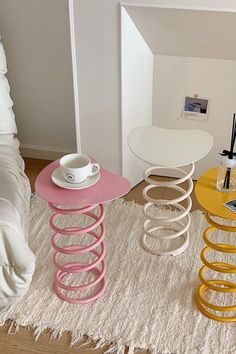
[0,40,35,306]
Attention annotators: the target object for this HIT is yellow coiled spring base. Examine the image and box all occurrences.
[196,212,236,322]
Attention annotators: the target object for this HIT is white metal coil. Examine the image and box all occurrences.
[142,163,195,256]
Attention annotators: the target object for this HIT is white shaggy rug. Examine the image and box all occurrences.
[1,195,236,354]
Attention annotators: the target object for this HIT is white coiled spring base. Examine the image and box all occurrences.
[142,163,195,256]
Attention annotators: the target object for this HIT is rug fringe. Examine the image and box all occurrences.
[103,342,144,354]
[8,320,20,334]
[77,336,93,347]
[69,332,84,347]
[92,338,109,349]
[0,317,148,354]
[49,328,63,342]
[128,343,135,353]
[150,347,174,354]
[0,319,174,354]
[104,344,120,354]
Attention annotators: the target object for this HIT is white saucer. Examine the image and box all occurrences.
[51,167,100,190]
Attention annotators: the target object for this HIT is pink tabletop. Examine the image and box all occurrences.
[35,160,131,206]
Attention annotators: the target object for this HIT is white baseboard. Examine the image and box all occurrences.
[20,144,75,160]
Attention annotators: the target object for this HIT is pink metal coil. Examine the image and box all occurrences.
[49,202,107,304]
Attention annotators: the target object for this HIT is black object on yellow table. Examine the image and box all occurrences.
[195,167,236,322]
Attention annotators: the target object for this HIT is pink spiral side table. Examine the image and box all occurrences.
[35,160,130,304]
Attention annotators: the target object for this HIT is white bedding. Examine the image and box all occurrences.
[0,39,35,306]
[0,41,17,134]
[0,135,35,306]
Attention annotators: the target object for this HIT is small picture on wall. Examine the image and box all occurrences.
[183,96,209,120]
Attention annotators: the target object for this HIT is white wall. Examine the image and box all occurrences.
[153,55,236,178]
[121,7,153,186]
[74,0,236,175]
[1,0,234,166]
[73,1,122,173]
[124,6,236,60]
[0,0,77,157]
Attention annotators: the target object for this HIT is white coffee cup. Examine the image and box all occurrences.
[59,154,100,184]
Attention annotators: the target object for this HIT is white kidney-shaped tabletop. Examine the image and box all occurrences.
[128,126,214,167]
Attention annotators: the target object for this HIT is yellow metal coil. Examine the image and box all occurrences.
[196,212,236,322]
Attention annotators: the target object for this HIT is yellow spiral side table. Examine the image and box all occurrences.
[195,167,236,322]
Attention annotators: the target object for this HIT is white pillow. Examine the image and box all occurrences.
[0,41,17,134]
[0,41,7,77]
[0,76,13,108]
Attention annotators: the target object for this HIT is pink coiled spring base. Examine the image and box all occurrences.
[49,202,107,304]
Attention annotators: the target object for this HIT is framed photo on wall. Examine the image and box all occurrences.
[182,96,209,120]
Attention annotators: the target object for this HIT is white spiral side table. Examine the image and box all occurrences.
[128,126,213,256]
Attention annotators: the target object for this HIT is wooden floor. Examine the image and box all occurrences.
[0,158,201,354]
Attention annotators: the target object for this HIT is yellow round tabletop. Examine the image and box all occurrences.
[195,167,236,220]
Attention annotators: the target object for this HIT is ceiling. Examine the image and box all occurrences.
[124,6,236,60]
